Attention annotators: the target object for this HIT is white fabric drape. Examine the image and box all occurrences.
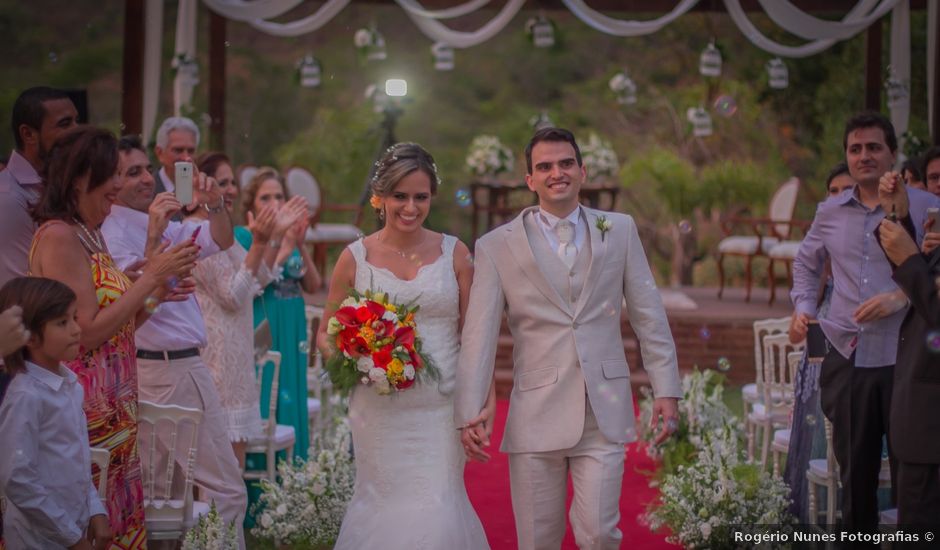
[399,0,524,48]
[246,0,350,37]
[173,0,198,115]
[561,0,700,36]
[201,0,303,22]
[889,1,911,146]
[724,0,839,58]
[395,0,492,20]
[142,0,163,144]
[757,0,898,41]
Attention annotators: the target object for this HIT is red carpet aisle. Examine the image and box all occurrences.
[464,400,679,549]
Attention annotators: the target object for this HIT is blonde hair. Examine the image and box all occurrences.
[240,167,287,224]
[370,142,440,216]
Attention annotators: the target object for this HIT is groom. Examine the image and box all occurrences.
[456,127,682,549]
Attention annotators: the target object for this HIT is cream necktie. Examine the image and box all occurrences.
[554,219,576,269]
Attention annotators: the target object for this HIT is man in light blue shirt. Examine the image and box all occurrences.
[791,112,940,531]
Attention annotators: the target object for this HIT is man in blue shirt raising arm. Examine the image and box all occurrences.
[791,111,940,531]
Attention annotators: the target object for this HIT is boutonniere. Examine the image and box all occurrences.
[595,215,612,241]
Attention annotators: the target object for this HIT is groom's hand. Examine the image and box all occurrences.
[650,397,680,446]
[461,411,492,462]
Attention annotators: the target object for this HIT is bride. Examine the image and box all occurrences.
[317,143,493,549]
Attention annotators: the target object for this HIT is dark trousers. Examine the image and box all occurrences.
[897,461,940,525]
[818,349,897,530]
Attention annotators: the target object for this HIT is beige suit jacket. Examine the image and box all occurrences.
[455,206,682,453]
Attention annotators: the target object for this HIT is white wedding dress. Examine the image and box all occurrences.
[334,235,490,550]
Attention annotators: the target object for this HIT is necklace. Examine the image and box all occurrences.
[73,218,104,252]
[377,230,427,259]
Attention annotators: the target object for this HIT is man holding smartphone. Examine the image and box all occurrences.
[153,116,199,195]
[877,176,940,526]
[791,112,940,532]
[101,135,247,548]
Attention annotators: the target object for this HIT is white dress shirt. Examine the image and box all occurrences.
[0,151,43,286]
[157,166,175,194]
[0,362,107,548]
[536,205,586,254]
[101,204,220,350]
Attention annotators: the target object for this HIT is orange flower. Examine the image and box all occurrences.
[369,194,384,210]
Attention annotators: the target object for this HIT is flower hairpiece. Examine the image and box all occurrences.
[369,195,384,210]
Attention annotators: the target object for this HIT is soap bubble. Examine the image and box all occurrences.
[455,188,472,207]
[48,51,58,63]
[298,341,310,354]
[678,220,693,234]
[927,331,940,353]
[717,357,731,372]
[699,326,711,341]
[713,95,737,117]
[285,256,307,278]
[144,296,160,314]
[805,414,817,427]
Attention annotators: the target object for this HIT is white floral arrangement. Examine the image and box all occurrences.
[608,71,637,105]
[250,418,355,547]
[579,133,619,183]
[181,502,238,550]
[643,426,793,548]
[465,135,514,178]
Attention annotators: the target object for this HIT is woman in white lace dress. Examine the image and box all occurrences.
[189,152,307,468]
[317,143,494,549]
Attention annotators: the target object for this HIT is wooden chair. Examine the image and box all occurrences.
[304,304,325,445]
[771,351,805,476]
[807,417,840,527]
[245,351,296,483]
[765,219,812,306]
[748,333,802,469]
[138,400,210,542]
[717,177,801,302]
[743,316,790,460]
[285,167,363,279]
[90,447,110,504]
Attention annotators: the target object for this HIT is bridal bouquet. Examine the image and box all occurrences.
[325,288,438,395]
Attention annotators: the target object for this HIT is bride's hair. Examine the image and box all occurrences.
[370,143,440,214]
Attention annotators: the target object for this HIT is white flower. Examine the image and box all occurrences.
[465,135,514,177]
[311,481,326,495]
[356,356,374,373]
[381,310,397,322]
[699,523,711,538]
[403,363,415,380]
[326,317,343,335]
[260,512,273,528]
[275,504,287,515]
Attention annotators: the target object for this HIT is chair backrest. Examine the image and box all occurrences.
[286,167,322,215]
[138,400,203,537]
[89,447,110,502]
[752,316,791,385]
[258,351,283,440]
[769,177,800,239]
[238,164,259,190]
[761,333,803,410]
[823,417,839,477]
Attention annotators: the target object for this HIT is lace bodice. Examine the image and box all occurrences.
[348,234,461,396]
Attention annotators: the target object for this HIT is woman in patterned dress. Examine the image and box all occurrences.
[27,127,198,548]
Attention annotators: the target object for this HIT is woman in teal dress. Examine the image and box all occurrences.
[236,167,321,463]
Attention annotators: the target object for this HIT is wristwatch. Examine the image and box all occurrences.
[204,197,225,214]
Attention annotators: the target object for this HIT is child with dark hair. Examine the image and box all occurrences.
[0,277,110,549]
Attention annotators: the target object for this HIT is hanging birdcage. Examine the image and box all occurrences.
[431,42,454,71]
[526,15,555,48]
[766,58,788,89]
[699,42,722,77]
[885,76,909,109]
[687,107,713,137]
[297,55,321,88]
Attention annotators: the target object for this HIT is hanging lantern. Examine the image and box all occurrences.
[687,107,713,137]
[885,75,909,109]
[431,42,454,71]
[354,27,386,62]
[699,41,722,77]
[525,15,555,48]
[609,71,637,105]
[766,58,788,89]
[297,55,321,88]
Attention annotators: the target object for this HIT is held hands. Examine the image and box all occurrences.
[0,305,30,356]
[878,171,909,219]
[650,397,680,446]
[461,406,495,463]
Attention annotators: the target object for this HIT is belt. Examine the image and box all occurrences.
[136,347,200,361]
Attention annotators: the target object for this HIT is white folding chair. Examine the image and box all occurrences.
[138,400,210,542]
[304,304,327,444]
[237,164,258,190]
[89,447,110,504]
[749,333,801,469]
[744,316,790,460]
[771,351,804,476]
[245,351,296,482]
[807,418,840,526]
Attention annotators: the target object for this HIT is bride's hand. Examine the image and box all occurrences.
[461,411,492,463]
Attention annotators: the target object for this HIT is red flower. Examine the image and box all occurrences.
[372,348,393,368]
[394,326,415,347]
[334,306,362,328]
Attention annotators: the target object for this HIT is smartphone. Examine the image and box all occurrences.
[189,225,202,243]
[174,161,194,205]
[928,207,940,231]
[807,320,827,361]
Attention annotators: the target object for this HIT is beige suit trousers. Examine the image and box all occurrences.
[137,355,248,549]
[508,400,624,550]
